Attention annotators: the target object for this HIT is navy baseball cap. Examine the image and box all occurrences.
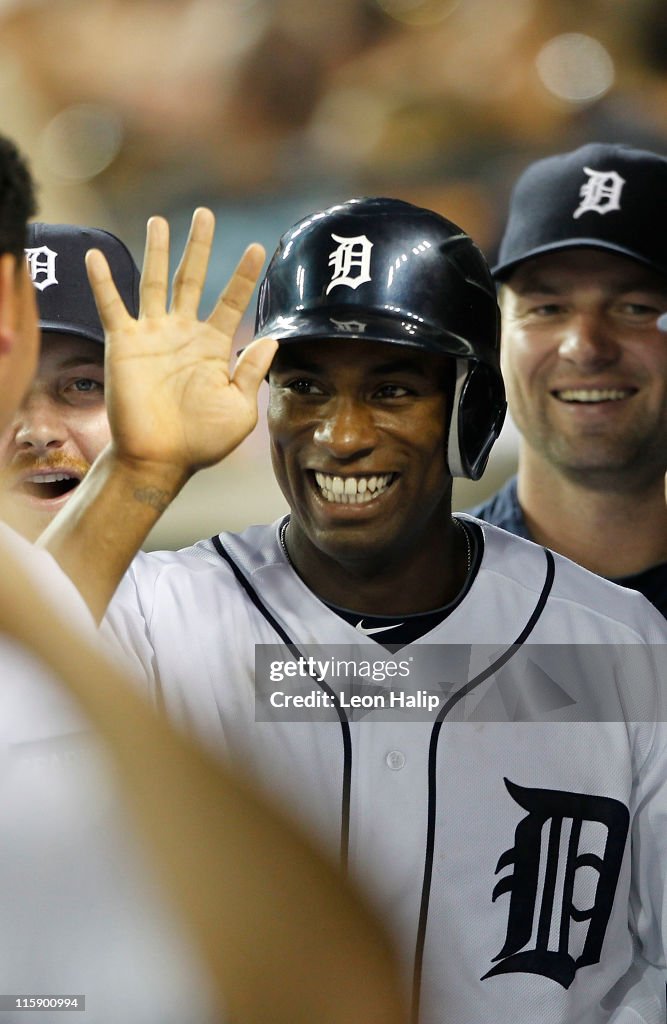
[493,143,667,280]
[24,222,140,344]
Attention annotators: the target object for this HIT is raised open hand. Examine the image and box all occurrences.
[85,208,277,482]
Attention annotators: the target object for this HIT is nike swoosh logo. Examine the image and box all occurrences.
[355,620,404,636]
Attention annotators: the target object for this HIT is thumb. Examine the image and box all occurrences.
[232,337,278,399]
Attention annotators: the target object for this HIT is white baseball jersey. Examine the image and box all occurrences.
[0,524,216,1024]
[103,517,667,1024]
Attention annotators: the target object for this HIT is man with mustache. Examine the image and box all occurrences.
[0,222,138,539]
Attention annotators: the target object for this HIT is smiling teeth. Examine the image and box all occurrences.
[556,388,632,403]
[27,473,75,484]
[25,473,76,484]
[314,472,393,504]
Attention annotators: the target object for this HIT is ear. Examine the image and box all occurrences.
[0,252,17,355]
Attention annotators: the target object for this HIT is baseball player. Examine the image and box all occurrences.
[0,223,138,540]
[469,143,667,616]
[0,147,404,1024]
[101,197,667,1024]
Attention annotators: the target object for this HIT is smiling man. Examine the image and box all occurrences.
[0,222,138,538]
[469,143,667,615]
[267,337,463,619]
[103,197,667,1024]
[0,188,404,1024]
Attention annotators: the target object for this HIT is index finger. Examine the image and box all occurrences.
[86,249,134,335]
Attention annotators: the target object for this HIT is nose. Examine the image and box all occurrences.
[313,396,378,460]
[12,391,66,452]
[557,313,621,370]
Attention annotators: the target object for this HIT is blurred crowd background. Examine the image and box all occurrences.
[3,0,666,548]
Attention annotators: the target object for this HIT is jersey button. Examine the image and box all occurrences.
[386,750,406,771]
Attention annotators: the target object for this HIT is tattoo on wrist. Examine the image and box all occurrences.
[133,486,170,513]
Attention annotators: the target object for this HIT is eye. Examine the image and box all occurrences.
[72,376,102,391]
[528,303,565,317]
[62,376,105,400]
[614,301,662,320]
[284,378,326,396]
[72,378,103,393]
[374,383,412,399]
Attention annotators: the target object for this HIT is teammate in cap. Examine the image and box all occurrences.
[469,143,667,616]
[102,196,667,1024]
[0,223,137,539]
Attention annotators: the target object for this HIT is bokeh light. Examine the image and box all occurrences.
[536,33,615,104]
[39,104,124,183]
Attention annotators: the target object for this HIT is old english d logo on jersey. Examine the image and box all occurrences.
[573,167,625,219]
[325,233,373,294]
[483,779,629,988]
[24,244,58,291]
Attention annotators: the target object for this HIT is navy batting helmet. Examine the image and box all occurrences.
[254,197,505,480]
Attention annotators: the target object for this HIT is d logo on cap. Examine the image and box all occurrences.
[25,245,58,291]
[573,167,625,220]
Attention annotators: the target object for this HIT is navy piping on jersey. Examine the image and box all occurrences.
[210,528,353,871]
[212,528,555,1019]
[410,547,556,1024]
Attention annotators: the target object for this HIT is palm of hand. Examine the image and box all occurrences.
[87,209,276,477]
[105,316,256,470]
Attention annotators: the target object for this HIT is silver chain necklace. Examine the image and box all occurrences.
[279,517,293,567]
[452,516,472,575]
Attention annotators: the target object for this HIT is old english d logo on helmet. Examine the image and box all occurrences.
[255,197,506,480]
[326,234,373,293]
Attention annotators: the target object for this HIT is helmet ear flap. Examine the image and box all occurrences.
[447,360,507,480]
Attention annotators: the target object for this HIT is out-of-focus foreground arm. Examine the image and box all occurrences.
[0,533,407,1024]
